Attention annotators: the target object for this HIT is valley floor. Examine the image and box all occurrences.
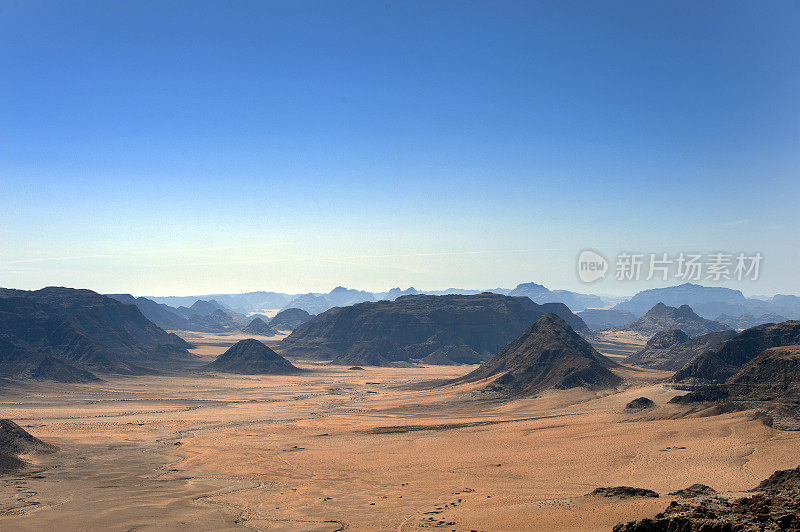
[0,336,798,531]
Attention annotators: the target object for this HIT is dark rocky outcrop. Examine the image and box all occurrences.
[204,339,300,374]
[625,397,656,411]
[615,303,730,339]
[588,486,659,498]
[669,484,717,498]
[451,314,621,396]
[269,308,312,331]
[280,293,588,363]
[624,330,737,371]
[0,287,194,379]
[0,419,56,474]
[613,465,800,531]
[243,317,273,335]
[673,321,800,384]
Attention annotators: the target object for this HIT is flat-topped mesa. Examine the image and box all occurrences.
[453,313,621,396]
[279,293,589,366]
[204,339,301,375]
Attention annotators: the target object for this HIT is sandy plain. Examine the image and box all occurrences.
[0,332,798,531]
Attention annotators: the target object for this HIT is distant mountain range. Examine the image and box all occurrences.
[613,283,800,321]
[143,282,614,317]
[110,282,799,335]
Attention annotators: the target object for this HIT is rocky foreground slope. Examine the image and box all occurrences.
[280,293,588,365]
[614,465,800,531]
[452,313,621,396]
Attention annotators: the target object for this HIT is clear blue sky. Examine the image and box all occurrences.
[1,1,798,296]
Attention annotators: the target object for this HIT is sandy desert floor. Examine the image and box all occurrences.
[0,334,798,531]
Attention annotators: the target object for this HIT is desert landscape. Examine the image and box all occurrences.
[3,3,799,530]
[1,325,798,531]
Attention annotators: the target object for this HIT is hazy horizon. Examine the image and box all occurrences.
[2,2,798,297]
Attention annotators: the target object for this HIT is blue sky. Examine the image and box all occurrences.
[1,1,798,296]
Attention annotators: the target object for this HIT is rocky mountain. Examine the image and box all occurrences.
[280,293,588,365]
[670,343,800,429]
[673,320,800,384]
[109,294,247,333]
[0,287,193,380]
[576,309,637,330]
[623,329,737,371]
[204,339,301,374]
[0,419,57,473]
[508,282,605,312]
[452,314,621,396]
[615,303,730,338]
[242,317,273,335]
[269,308,312,331]
[108,294,192,330]
[715,313,788,330]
